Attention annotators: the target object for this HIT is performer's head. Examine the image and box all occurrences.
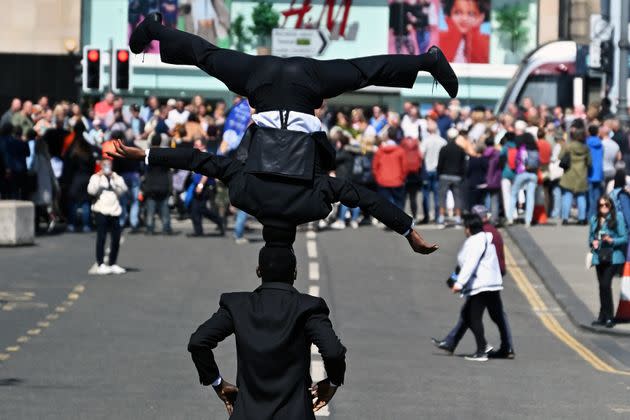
[257,245,297,284]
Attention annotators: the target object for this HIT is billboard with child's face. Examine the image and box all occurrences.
[388,0,491,63]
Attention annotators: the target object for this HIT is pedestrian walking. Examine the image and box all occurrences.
[449,214,509,361]
[560,122,591,225]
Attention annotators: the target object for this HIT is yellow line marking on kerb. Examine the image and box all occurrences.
[505,246,630,376]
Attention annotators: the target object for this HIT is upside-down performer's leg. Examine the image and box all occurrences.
[130,14,458,100]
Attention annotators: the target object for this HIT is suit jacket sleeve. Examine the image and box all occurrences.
[149,148,239,182]
[326,176,413,235]
[305,298,346,386]
[187,295,235,386]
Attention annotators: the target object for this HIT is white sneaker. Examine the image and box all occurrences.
[109,264,127,274]
[235,237,249,244]
[96,264,112,275]
[350,220,359,229]
[330,220,346,230]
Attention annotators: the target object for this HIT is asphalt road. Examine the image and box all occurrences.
[2,223,630,419]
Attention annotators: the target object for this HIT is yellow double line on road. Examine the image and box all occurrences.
[505,246,630,376]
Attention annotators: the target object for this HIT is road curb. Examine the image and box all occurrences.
[505,226,630,338]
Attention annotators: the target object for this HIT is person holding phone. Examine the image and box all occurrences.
[87,158,128,275]
[589,195,628,328]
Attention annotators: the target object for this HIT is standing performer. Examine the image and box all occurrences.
[187,245,346,418]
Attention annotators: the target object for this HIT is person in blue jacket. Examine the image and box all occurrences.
[589,194,628,328]
[586,124,604,219]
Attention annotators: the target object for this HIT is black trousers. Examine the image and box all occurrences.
[148,21,436,113]
[190,192,223,235]
[405,183,421,219]
[461,291,509,354]
[95,212,121,265]
[595,262,620,321]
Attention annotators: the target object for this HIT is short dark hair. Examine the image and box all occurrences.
[387,126,399,141]
[443,0,490,19]
[464,214,484,235]
[258,245,296,283]
[150,133,162,147]
[588,124,599,136]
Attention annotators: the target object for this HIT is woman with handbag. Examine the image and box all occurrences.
[451,214,508,361]
[589,195,628,327]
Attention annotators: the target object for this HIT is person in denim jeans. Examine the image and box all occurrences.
[143,134,172,235]
[586,124,604,220]
[420,120,446,222]
[113,134,142,232]
[508,133,538,226]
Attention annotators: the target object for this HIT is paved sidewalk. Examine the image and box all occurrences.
[507,224,630,336]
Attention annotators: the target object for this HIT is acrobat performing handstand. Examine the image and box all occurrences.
[113,12,460,252]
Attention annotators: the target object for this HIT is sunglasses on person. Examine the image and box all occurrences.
[599,203,611,208]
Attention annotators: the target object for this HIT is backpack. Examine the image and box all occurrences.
[399,137,422,173]
[524,148,540,172]
[351,153,374,185]
[507,147,518,171]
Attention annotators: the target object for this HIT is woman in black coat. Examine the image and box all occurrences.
[62,122,97,232]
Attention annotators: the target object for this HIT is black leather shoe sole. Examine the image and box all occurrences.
[427,46,458,98]
[129,12,163,54]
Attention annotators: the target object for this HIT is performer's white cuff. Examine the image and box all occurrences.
[402,220,415,237]
[144,149,150,165]
[211,376,222,387]
[330,382,338,388]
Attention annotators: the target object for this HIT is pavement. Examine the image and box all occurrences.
[2,222,630,419]
[507,224,630,336]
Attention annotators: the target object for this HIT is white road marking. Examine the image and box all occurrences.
[306,230,317,239]
[307,240,318,259]
[309,262,320,281]
[308,285,320,297]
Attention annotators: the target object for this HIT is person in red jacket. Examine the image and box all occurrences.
[373,127,409,209]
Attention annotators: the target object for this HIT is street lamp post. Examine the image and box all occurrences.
[617,0,630,124]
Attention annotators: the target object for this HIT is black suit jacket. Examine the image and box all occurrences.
[188,282,346,420]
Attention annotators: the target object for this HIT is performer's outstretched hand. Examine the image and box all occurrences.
[106,139,145,160]
[311,379,337,412]
[213,380,239,415]
[406,229,439,255]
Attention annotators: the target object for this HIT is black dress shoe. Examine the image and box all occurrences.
[129,12,163,54]
[427,46,458,98]
[488,348,515,359]
[431,337,454,354]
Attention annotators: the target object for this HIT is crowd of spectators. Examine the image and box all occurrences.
[0,92,628,241]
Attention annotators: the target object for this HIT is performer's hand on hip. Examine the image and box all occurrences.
[406,229,439,255]
[106,139,145,160]
[310,379,337,412]
[213,380,238,415]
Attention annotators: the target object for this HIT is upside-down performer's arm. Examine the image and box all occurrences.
[107,140,240,183]
[325,176,439,254]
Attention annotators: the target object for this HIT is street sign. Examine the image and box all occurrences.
[589,14,613,69]
[271,28,329,57]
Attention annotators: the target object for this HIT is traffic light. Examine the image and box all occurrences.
[600,40,613,75]
[113,48,131,92]
[83,46,102,91]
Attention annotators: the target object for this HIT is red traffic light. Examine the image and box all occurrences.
[87,49,100,62]
[117,50,129,62]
